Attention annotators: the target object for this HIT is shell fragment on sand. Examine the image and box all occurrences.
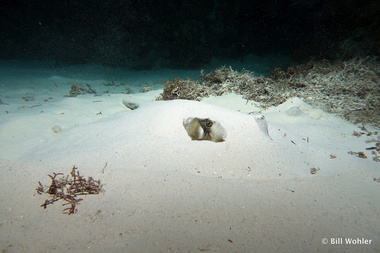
[0,99,9,105]
[253,114,271,139]
[122,100,140,110]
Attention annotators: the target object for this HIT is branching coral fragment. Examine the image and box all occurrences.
[36,166,103,215]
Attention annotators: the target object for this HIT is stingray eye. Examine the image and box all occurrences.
[206,120,213,127]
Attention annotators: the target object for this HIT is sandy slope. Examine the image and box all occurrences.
[0,86,379,252]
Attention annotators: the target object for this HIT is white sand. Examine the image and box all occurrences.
[0,64,379,252]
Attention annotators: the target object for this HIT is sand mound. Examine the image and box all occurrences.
[20,99,320,179]
[2,97,379,253]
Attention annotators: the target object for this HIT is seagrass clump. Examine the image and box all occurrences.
[157,57,380,125]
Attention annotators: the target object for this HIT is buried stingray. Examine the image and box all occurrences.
[183,117,227,142]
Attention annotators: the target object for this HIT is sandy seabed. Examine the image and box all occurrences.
[0,67,379,252]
